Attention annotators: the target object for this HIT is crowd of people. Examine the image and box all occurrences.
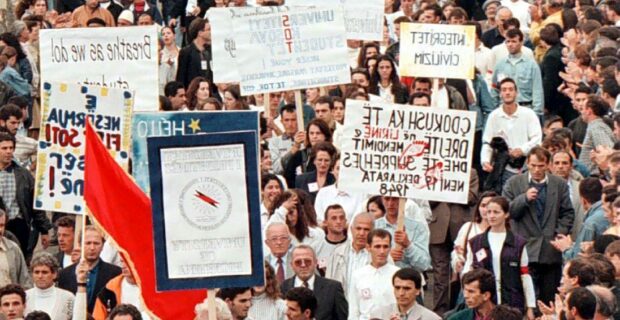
[0,0,617,319]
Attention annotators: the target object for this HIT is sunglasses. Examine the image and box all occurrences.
[293,258,313,267]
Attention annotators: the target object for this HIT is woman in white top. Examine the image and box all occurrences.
[268,190,326,257]
[463,196,536,319]
[25,252,74,320]
[158,26,179,94]
[451,191,497,275]
[248,262,287,320]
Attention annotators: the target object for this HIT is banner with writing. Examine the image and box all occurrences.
[338,99,476,204]
[399,23,476,80]
[40,26,158,111]
[148,131,264,290]
[132,111,260,193]
[233,6,350,95]
[285,0,384,40]
[34,82,133,214]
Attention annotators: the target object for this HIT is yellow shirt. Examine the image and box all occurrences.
[529,10,563,62]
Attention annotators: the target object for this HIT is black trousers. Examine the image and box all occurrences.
[529,262,562,305]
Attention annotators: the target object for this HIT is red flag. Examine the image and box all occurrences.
[83,121,207,319]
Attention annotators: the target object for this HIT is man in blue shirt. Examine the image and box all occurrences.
[491,28,544,117]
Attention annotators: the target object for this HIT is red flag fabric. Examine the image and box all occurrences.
[83,121,207,319]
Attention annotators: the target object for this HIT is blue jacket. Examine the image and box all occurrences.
[563,200,608,260]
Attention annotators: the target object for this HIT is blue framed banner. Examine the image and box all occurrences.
[147,131,264,290]
[132,111,260,193]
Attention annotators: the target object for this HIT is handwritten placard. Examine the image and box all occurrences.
[399,23,476,80]
[233,6,350,95]
[40,26,158,111]
[34,82,133,214]
[338,99,476,204]
[285,0,384,41]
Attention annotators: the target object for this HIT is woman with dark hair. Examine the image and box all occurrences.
[451,191,496,275]
[294,142,337,204]
[282,118,332,188]
[223,85,249,110]
[268,190,326,256]
[365,56,378,76]
[261,173,284,228]
[0,47,30,97]
[185,76,213,110]
[464,196,535,317]
[248,262,287,320]
[366,195,386,219]
[0,33,33,85]
[561,9,578,32]
[356,42,380,69]
[159,26,179,94]
[368,55,408,104]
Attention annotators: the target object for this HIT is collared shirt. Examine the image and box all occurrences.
[86,261,101,307]
[379,83,395,103]
[0,162,19,219]
[348,263,400,320]
[0,239,12,287]
[578,117,615,174]
[314,185,365,223]
[346,245,370,294]
[268,253,290,279]
[527,173,548,185]
[480,105,542,165]
[294,275,315,290]
[488,43,534,77]
[375,217,431,271]
[268,134,295,174]
[491,54,544,115]
[563,201,609,260]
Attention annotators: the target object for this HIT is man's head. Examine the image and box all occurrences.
[137,13,153,26]
[413,77,432,94]
[382,196,400,217]
[392,268,422,311]
[495,6,513,32]
[30,252,59,290]
[280,104,298,135]
[527,147,551,182]
[55,216,75,255]
[0,132,16,169]
[291,245,317,282]
[189,18,211,44]
[565,287,597,320]
[561,259,596,294]
[579,177,603,208]
[588,285,617,320]
[504,28,524,55]
[164,81,186,110]
[0,104,22,136]
[551,151,573,179]
[420,4,442,23]
[409,92,431,107]
[83,225,105,264]
[285,287,317,320]
[462,269,496,309]
[488,305,523,320]
[108,303,143,320]
[581,95,610,123]
[265,222,291,258]
[324,204,346,236]
[498,78,517,105]
[367,228,392,268]
[573,85,592,113]
[314,96,334,125]
[605,240,620,279]
[448,7,468,25]
[217,287,252,320]
[86,17,106,27]
[350,212,374,251]
[0,284,25,320]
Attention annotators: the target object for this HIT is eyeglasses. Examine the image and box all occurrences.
[293,258,313,267]
[267,236,289,243]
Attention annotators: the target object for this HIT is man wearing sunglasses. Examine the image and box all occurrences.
[280,244,348,320]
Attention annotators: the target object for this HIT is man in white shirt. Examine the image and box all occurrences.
[264,222,294,285]
[348,229,400,320]
[326,212,374,295]
[390,268,441,320]
[501,0,531,33]
[487,18,535,73]
[268,104,300,174]
[314,158,365,223]
[25,252,74,320]
[318,204,348,270]
[55,216,76,269]
[481,77,542,187]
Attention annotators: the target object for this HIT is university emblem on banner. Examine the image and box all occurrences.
[180,177,233,230]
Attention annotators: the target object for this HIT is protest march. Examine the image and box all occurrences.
[0,0,619,319]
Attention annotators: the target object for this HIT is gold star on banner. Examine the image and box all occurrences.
[188,119,201,133]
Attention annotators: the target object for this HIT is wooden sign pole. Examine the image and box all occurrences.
[294,91,305,130]
[207,289,217,320]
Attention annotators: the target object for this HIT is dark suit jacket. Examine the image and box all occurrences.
[57,260,121,312]
[541,44,573,119]
[281,276,348,320]
[294,171,335,204]
[56,251,68,269]
[502,173,574,264]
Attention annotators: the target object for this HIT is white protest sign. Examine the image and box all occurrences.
[40,26,158,111]
[233,6,350,95]
[285,0,384,40]
[399,23,476,80]
[338,99,476,204]
[208,7,290,83]
[34,82,133,214]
